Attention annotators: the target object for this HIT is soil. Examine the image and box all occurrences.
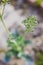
[8,58,25,65]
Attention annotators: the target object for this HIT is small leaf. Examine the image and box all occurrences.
[18,51,24,58]
[16,35,24,46]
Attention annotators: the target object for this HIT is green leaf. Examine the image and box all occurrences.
[7,39,18,50]
[16,35,24,46]
[23,15,38,33]
[9,33,15,39]
[18,51,24,58]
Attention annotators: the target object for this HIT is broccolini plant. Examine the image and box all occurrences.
[0,0,38,60]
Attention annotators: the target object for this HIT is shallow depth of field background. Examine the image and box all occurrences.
[0,0,43,65]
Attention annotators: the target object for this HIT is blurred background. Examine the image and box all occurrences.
[0,0,43,65]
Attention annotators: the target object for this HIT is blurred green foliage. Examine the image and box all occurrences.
[7,33,30,58]
[36,0,43,6]
[2,0,8,4]
[36,52,43,65]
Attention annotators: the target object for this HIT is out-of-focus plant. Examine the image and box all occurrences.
[36,0,43,6]
[27,0,43,7]
[1,0,8,4]
[35,51,43,65]
[6,16,38,59]
[0,0,38,62]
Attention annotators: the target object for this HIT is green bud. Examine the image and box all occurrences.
[23,15,38,33]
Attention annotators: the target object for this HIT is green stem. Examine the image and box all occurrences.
[2,4,6,16]
[1,3,17,44]
[1,3,10,36]
[1,18,17,44]
[1,18,10,36]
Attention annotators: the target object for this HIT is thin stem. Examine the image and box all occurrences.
[1,18,17,43]
[1,3,10,36]
[1,3,17,44]
[1,18,17,45]
[1,18,10,36]
[2,4,6,16]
